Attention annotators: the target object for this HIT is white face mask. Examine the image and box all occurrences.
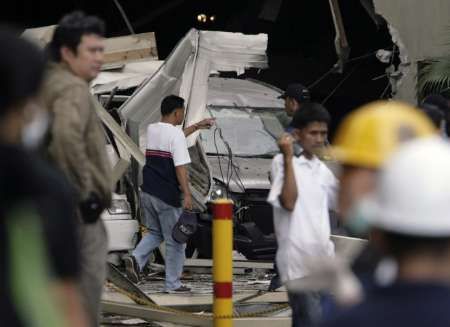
[343,196,376,237]
[22,109,49,149]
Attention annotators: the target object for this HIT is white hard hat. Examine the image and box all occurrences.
[367,136,450,237]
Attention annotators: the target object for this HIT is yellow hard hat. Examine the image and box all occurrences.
[331,101,436,169]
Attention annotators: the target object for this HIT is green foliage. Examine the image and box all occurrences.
[417,56,450,100]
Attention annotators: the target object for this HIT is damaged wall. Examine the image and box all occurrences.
[374,0,450,103]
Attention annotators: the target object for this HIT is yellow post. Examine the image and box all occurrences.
[212,199,234,327]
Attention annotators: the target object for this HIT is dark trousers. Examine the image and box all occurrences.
[269,262,283,291]
[288,291,322,327]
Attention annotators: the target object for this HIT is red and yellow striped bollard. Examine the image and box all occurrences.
[212,199,234,327]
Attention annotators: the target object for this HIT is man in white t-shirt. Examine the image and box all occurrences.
[267,102,338,326]
[124,95,210,292]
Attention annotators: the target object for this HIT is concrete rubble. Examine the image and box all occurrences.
[102,259,291,327]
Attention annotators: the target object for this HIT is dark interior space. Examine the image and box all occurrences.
[1,0,394,137]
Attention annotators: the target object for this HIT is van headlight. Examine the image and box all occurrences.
[209,182,228,201]
[107,199,131,215]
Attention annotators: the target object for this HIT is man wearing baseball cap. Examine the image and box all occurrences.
[269,83,311,291]
[279,83,311,118]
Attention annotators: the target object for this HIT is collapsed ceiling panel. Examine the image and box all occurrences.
[119,28,268,147]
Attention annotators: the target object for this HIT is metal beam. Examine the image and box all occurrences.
[242,292,288,304]
[93,99,145,167]
[106,263,156,305]
[113,0,136,35]
[184,258,273,270]
[101,301,291,327]
[145,291,287,308]
[101,301,211,327]
[99,94,130,103]
[328,0,351,73]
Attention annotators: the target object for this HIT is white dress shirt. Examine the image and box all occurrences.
[267,153,338,282]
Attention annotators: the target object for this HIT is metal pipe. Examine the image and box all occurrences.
[212,199,234,327]
[113,0,136,35]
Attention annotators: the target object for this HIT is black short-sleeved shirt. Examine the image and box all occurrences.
[32,154,80,279]
[322,282,450,327]
[0,144,80,325]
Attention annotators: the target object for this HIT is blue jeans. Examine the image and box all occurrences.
[288,291,322,327]
[133,192,185,291]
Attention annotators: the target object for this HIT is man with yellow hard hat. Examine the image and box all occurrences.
[328,101,436,300]
[331,101,436,233]
[323,137,450,327]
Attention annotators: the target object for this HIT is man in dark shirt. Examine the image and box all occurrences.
[0,29,86,326]
[323,137,450,327]
[331,102,435,286]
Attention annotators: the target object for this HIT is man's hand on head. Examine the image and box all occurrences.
[278,133,294,158]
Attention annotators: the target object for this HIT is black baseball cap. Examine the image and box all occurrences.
[278,83,311,103]
[172,210,198,244]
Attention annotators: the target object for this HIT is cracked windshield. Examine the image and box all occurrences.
[200,107,287,157]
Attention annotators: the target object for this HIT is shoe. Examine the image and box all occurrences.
[166,285,191,293]
[123,255,140,284]
[268,274,282,291]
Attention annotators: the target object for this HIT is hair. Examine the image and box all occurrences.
[161,95,185,116]
[420,103,444,129]
[47,11,105,62]
[0,28,46,117]
[381,230,450,261]
[422,94,449,114]
[290,102,331,129]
